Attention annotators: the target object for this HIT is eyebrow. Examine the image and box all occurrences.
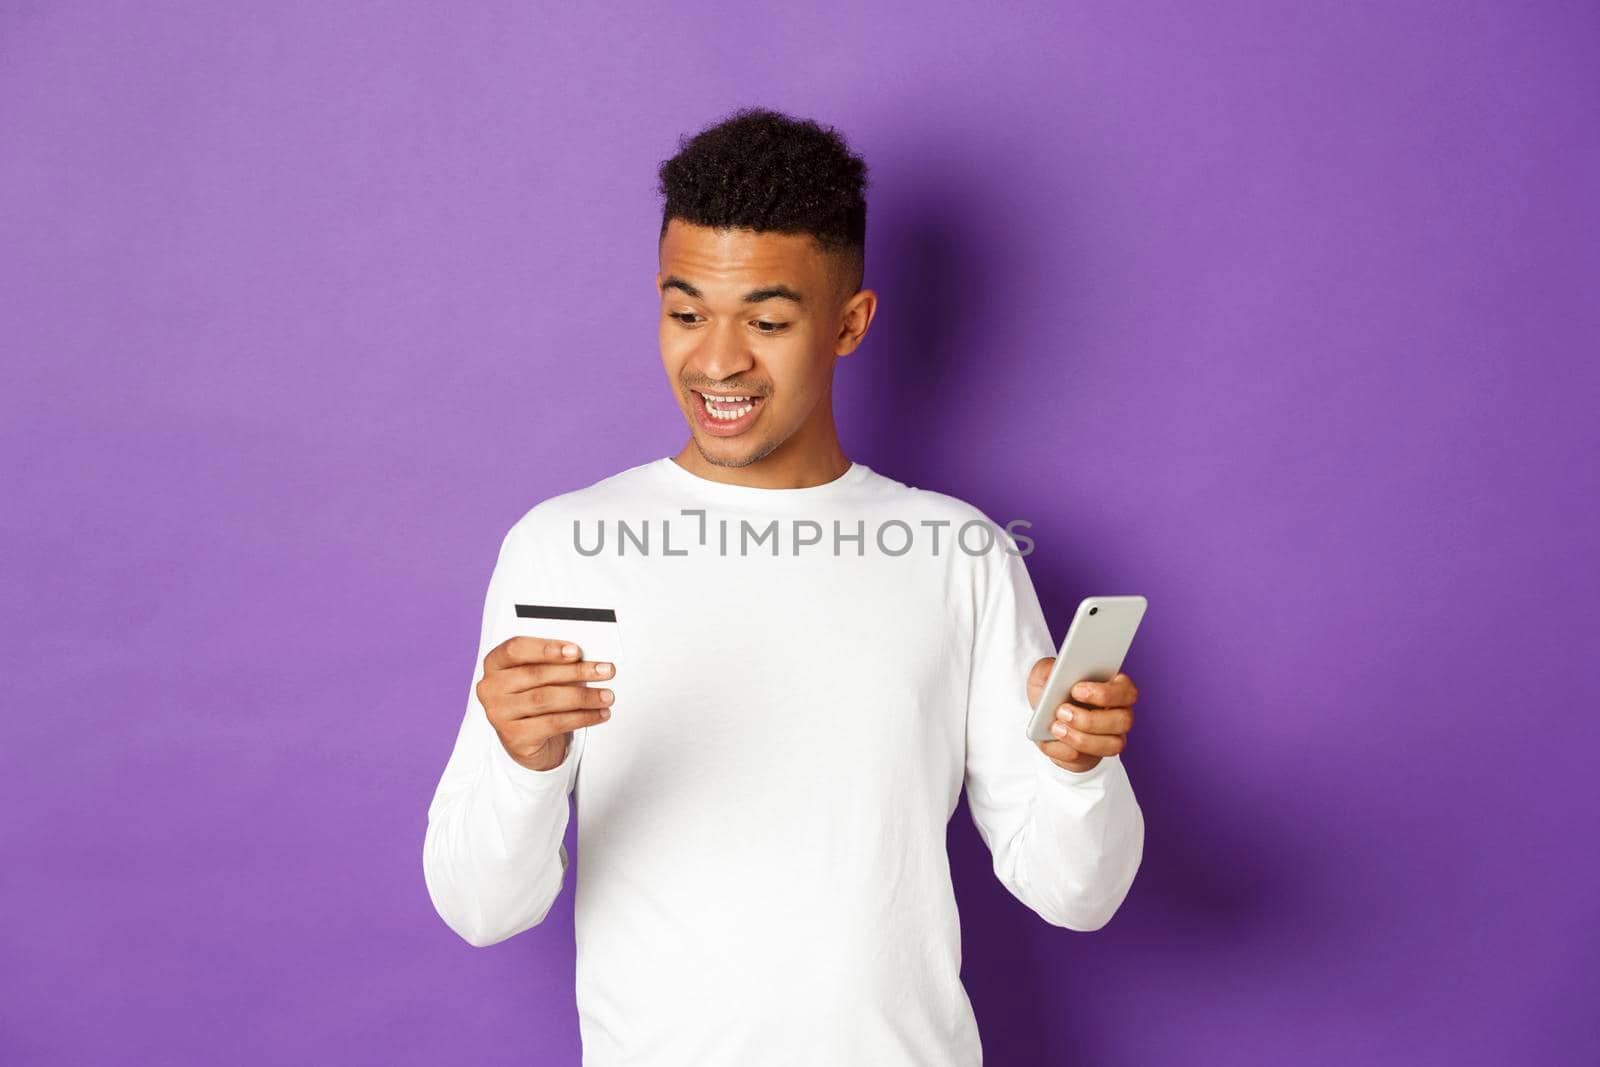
[660,274,806,308]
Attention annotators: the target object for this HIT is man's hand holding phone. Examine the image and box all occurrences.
[1027,664,1139,774]
[477,636,615,772]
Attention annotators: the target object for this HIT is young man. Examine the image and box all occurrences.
[422,106,1145,1066]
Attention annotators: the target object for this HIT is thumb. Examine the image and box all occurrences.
[1026,656,1054,701]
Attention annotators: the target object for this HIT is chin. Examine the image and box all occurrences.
[693,434,779,469]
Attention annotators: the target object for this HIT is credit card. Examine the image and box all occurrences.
[510,604,625,678]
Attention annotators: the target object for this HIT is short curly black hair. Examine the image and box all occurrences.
[657,106,870,301]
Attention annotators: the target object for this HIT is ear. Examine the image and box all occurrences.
[834,288,878,357]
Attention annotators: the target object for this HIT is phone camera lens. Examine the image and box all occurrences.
[1089,606,1099,616]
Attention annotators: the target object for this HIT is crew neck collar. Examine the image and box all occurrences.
[654,456,871,504]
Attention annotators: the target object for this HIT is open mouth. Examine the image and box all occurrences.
[690,389,765,437]
[696,391,762,421]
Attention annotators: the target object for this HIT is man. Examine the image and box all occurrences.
[422,106,1145,1066]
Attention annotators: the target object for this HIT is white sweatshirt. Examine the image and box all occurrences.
[422,457,1145,1066]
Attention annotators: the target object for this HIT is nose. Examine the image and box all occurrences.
[689,321,757,384]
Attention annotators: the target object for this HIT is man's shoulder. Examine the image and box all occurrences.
[867,469,1001,527]
[871,470,1041,582]
[500,458,664,545]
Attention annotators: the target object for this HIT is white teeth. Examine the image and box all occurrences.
[702,393,757,420]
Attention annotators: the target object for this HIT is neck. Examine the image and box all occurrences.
[672,407,851,491]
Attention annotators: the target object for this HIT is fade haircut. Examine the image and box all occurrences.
[657,106,869,302]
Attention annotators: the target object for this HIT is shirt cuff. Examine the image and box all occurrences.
[490,733,579,792]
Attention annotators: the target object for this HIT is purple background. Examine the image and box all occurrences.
[3,2,1596,1064]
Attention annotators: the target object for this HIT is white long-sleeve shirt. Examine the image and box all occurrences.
[422,457,1145,1066]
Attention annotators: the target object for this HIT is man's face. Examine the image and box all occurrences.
[657,220,856,469]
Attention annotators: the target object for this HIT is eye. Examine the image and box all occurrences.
[668,311,787,334]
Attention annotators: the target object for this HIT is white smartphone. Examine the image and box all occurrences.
[1025,595,1148,742]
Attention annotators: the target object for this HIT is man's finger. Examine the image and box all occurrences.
[490,659,615,694]
[503,682,615,720]
[1068,672,1138,708]
[509,708,612,746]
[484,635,583,672]
[1048,721,1126,757]
[1027,656,1054,695]
[505,710,611,758]
[1054,704,1134,736]
[1035,738,1081,762]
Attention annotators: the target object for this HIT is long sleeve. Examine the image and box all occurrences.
[421,523,587,948]
[962,540,1146,931]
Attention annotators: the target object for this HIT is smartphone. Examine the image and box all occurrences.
[1025,595,1148,742]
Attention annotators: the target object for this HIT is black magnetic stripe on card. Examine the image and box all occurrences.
[514,604,618,623]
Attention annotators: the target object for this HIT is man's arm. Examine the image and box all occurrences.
[421,526,589,948]
[962,540,1146,931]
